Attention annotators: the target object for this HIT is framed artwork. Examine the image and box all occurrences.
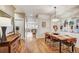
[60,25,63,31]
[76,19,79,24]
[76,19,79,26]
[42,22,46,28]
[69,20,74,26]
[64,20,68,27]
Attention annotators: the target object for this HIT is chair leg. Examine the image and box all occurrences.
[66,46,75,53]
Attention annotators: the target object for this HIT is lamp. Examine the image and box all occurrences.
[0,17,11,42]
[52,7,59,22]
[52,18,59,22]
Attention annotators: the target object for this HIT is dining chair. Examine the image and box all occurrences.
[62,38,77,53]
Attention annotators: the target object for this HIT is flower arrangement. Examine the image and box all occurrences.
[53,25,58,32]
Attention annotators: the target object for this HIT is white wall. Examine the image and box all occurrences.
[37,14,51,38]
[25,14,51,38]
[14,13,25,39]
[15,20,24,39]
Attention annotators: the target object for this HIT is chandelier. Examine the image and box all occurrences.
[52,7,59,22]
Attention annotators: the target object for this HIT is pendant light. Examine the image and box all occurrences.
[52,6,59,22]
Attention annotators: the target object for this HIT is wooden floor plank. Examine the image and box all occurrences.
[18,38,79,53]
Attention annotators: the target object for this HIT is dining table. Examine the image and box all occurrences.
[45,32,76,53]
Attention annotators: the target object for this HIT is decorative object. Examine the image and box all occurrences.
[76,19,79,24]
[60,25,63,31]
[69,20,74,32]
[31,29,37,38]
[76,19,79,28]
[1,27,7,41]
[76,24,79,29]
[75,24,79,33]
[64,20,68,27]
[70,26,74,32]
[16,26,19,31]
[69,20,74,26]
[53,25,58,32]
[0,17,11,42]
[16,26,19,34]
[42,22,46,28]
[60,18,79,33]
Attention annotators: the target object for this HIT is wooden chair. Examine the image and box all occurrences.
[50,35,60,48]
[45,33,51,43]
[62,38,77,53]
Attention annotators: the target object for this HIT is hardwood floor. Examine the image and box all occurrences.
[18,38,79,53]
[25,38,53,53]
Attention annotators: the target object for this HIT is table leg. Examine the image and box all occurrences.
[59,41,62,53]
[8,45,11,53]
[45,37,46,43]
[72,45,74,53]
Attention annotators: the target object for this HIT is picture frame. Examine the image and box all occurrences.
[42,22,46,28]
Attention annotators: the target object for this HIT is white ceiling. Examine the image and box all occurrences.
[14,5,79,18]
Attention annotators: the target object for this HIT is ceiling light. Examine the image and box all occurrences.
[51,7,59,22]
[52,18,59,22]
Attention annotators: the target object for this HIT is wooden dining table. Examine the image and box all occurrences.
[45,33,76,53]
